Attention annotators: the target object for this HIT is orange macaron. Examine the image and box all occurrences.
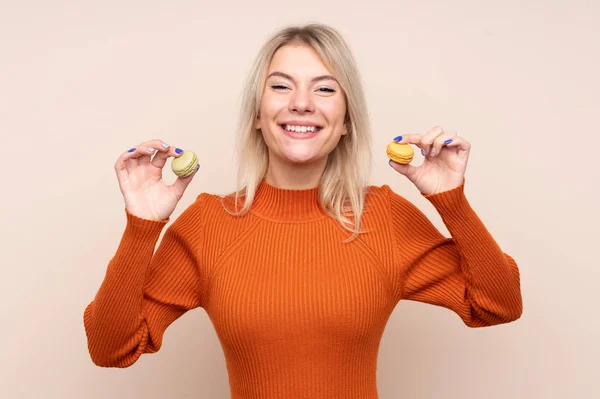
[386,142,414,164]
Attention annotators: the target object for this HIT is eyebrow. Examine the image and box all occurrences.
[267,71,338,84]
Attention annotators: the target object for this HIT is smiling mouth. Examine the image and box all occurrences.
[278,124,323,139]
[278,124,323,133]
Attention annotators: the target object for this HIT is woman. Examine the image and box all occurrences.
[84,23,523,398]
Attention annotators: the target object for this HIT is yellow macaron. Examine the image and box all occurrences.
[386,142,414,164]
[171,150,199,178]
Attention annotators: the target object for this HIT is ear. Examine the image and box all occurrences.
[255,112,261,130]
[342,112,351,136]
[342,122,349,136]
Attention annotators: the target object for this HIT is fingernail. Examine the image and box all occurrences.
[175,148,183,154]
[195,164,200,172]
[421,148,426,156]
[388,159,393,166]
[161,143,170,148]
[128,148,135,152]
[393,135,402,142]
[148,148,155,152]
[444,139,452,145]
[430,149,436,156]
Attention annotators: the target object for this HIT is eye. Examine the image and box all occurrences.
[318,87,335,93]
[270,85,289,90]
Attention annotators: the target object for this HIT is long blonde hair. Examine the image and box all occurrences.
[221,23,373,242]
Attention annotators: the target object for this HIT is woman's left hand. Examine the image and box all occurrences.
[389,126,471,195]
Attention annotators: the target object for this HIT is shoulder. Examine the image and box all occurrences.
[364,184,432,225]
[364,184,413,210]
[195,190,245,213]
[171,191,225,226]
[188,190,253,226]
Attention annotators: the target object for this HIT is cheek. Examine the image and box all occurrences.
[321,100,346,122]
[261,94,286,116]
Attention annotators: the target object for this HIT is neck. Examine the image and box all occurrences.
[264,152,327,190]
[251,179,326,221]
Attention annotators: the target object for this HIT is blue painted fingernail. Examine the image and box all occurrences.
[421,148,426,156]
[444,139,453,145]
[393,135,402,142]
[196,164,200,172]
[430,149,436,155]
[128,148,135,152]
[175,148,183,154]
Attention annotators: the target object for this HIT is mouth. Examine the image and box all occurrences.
[278,124,323,139]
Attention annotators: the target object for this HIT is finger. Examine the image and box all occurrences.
[114,148,136,185]
[137,139,171,166]
[444,136,472,161]
[123,139,169,174]
[152,145,184,170]
[430,131,458,157]
[393,134,426,158]
[170,164,200,197]
[420,126,445,157]
[395,126,446,157]
[393,134,423,146]
[389,159,419,180]
[126,147,156,174]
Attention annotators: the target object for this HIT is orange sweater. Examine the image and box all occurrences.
[84,179,522,398]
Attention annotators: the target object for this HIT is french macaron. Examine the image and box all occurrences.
[171,150,199,178]
[386,142,414,165]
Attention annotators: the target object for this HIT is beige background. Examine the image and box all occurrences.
[1,0,598,398]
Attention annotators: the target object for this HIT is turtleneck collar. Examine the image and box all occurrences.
[250,179,328,222]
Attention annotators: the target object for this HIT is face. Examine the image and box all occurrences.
[255,43,348,165]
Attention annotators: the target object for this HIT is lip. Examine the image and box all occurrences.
[279,124,322,140]
[279,120,323,128]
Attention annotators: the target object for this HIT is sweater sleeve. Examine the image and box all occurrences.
[83,195,206,367]
[388,181,523,327]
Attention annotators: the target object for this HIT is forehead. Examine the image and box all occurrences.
[267,44,332,76]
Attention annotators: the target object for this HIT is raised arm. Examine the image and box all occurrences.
[388,183,523,327]
[83,196,206,367]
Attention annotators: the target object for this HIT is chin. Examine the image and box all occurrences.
[280,147,319,164]
[283,154,316,164]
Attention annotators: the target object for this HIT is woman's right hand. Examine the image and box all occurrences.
[114,139,199,221]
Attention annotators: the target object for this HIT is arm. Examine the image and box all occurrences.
[83,195,206,367]
[388,181,523,327]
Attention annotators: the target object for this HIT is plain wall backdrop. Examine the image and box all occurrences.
[1,0,598,398]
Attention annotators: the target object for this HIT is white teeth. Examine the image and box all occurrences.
[282,124,320,132]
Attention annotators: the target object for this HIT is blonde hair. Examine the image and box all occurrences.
[220,23,373,242]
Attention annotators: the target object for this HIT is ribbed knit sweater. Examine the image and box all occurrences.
[83,179,523,399]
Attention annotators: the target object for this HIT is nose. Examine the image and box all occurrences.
[288,87,315,114]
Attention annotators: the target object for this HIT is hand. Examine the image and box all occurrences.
[389,126,471,195]
[114,139,199,221]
